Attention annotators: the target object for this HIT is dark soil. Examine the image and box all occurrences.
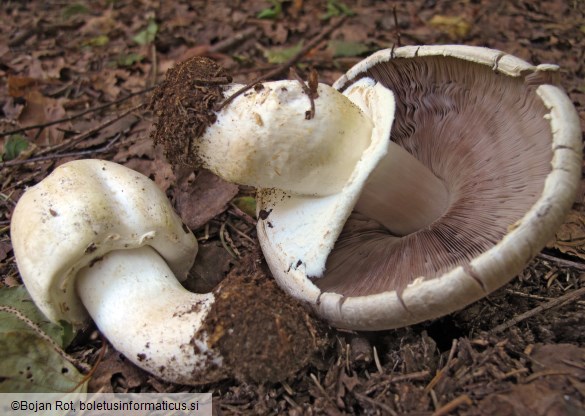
[1,1,584,415]
[150,56,231,166]
[202,249,324,384]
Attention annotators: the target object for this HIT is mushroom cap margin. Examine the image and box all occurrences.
[10,159,198,326]
[258,45,582,330]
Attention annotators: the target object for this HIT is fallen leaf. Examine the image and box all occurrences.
[1,134,29,161]
[0,287,85,393]
[546,210,585,261]
[175,169,239,230]
[133,19,158,45]
[327,40,370,57]
[0,241,12,262]
[183,242,235,293]
[0,331,87,393]
[428,15,472,39]
[264,42,303,64]
[88,348,148,393]
[232,196,257,219]
[0,286,73,347]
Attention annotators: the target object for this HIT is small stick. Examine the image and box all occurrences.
[1,88,153,137]
[289,67,316,119]
[432,394,472,416]
[491,286,585,333]
[0,104,143,169]
[353,392,398,416]
[0,133,122,167]
[216,15,347,111]
[538,252,585,271]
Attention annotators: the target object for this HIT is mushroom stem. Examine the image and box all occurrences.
[76,246,219,384]
[354,141,450,236]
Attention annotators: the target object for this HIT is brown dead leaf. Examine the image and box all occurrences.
[477,344,585,415]
[88,347,148,393]
[428,15,472,39]
[175,169,239,230]
[183,242,235,293]
[0,241,12,263]
[80,9,116,37]
[77,114,139,149]
[530,343,585,377]
[123,157,176,193]
[546,210,585,261]
[8,77,69,145]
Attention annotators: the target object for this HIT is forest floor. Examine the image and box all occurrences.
[1,1,584,415]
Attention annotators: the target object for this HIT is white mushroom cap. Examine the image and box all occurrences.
[256,45,582,330]
[10,160,225,384]
[148,47,579,332]
[197,81,375,196]
[11,159,197,325]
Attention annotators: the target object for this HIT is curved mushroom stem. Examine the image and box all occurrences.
[354,141,450,236]
[76,246,221,384]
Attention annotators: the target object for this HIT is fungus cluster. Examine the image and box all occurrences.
[10,45,581,385]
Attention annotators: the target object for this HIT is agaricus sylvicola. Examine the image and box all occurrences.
[152,46,581,331]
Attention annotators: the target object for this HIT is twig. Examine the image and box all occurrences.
[538,252,585,271]
[0,305,91,373]
[216,15,348,111]
[0,133,123,167]
[0,104,143,169]
[491,286,585,333]
[364,370,430,395]
[505,288,585,306]
[0,88,153,138]
[353,392,398,416]
[210,27,256,53]
[289,67,316,119]
[432,394,472,416]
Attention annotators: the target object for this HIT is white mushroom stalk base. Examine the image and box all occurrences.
[76,246,221,384]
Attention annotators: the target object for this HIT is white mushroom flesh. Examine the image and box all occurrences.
[77,246,221,384]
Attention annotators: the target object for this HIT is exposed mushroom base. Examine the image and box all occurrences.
[320,56,554,296]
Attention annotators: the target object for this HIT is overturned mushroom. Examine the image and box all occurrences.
[263,46,581,330]
[153,46,581,331]
[10,159,319,384]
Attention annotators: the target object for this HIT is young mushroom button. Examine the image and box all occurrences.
[152,47,582,331]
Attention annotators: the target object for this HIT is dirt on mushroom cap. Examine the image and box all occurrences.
[201,250,325,383]
[149,56,231,167]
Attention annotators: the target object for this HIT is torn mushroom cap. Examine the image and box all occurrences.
[196,80,381,196]
[257,45,582,330]
[10,160,225,384]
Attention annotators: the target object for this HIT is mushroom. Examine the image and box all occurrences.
[153,46,581,331]
[10,159,318,384]
[261,45,582,330]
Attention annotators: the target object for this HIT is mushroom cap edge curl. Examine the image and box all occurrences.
[256,45,583,330]
[9,160,226,384]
